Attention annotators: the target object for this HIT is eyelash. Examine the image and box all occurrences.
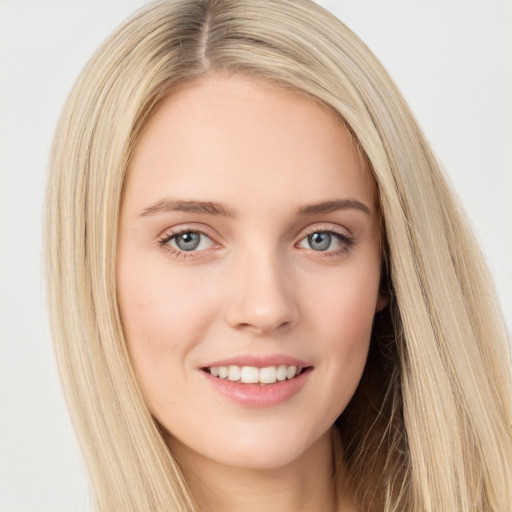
[297,225,355,256]
[158,227,215,260]
[158,225,355,259]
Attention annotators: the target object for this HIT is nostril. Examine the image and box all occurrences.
[232,319,293,335]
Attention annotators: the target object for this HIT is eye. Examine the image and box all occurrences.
[303,232,333,251]
[160,230,215,253]
[297,229,354,253]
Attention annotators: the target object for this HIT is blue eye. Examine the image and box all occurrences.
[163,231,214,252]
[307,232,332,251]
[174,232,201,251]
[298,230,354,253]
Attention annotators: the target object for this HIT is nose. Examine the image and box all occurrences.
[224,249,299,335]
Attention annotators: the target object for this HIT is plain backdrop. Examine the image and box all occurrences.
[0,1,511,510]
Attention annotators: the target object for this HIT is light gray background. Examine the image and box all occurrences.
[1,1,510,510]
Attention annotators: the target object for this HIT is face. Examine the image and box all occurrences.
[117,73,383,471]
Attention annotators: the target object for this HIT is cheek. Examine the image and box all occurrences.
[307,264,380,341]
[320,287,375,376]
[116,259,194,395]
[116,254,227,412]
[117,256,213,343]
[302,262,380,404]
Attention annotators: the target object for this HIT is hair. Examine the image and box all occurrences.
[45,0,512,510]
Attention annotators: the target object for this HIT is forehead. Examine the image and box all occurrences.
[125,73,376,216]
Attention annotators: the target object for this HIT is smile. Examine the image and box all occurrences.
[200,355,313,406]
[205,365,305,384]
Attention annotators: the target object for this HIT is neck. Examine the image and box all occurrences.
[168,428,350,512]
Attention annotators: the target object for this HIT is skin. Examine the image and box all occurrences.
[117,73,384,512]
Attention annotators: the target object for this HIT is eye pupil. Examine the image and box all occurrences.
[176,232,201,251]
[308,232,331,251]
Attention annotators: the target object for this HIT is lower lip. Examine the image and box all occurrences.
[201,368,312,407]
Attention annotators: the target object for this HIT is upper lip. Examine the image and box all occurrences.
[202,354,312,369]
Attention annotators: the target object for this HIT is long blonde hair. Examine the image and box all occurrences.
[45,0,512,510]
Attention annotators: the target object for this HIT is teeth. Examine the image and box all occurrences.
[228,365,241,381]
[259,366,277,384]
[240,366,260,384]
[276,365,287,381]
[286,365,297,379]
[208,365,303,384]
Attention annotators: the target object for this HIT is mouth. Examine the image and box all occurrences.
[200,359,313,407]
[201,364,311,385]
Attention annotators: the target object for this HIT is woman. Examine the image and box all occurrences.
[45,0,512,510]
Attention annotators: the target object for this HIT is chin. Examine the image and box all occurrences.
[219,441,306,470]
[173,421,331,472]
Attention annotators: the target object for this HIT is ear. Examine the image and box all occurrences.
[375,292,389,313]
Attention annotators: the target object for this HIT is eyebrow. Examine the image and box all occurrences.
[139,197,371,218]
[140,198,238,217]
[298,199,371,216]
